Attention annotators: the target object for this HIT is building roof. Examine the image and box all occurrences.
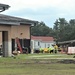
[31,36,54,42]
[0,14,38,25]
[58,40,75,44]
[0,3,38,25]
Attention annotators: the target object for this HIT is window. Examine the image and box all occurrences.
[38,41,40,46]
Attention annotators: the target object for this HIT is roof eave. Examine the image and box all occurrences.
[0,21,38,26]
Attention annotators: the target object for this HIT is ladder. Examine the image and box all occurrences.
[16,37,23,53]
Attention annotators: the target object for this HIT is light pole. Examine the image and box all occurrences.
[0,3,10,12]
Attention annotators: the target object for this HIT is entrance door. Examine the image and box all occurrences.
[24,39,31,53]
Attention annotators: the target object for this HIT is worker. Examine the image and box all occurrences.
[48,47,51,53]
[40,48,43,53]
[48,46,55,53]
[54,44,58,53]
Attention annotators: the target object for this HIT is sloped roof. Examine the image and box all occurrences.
[0,14,38,25]
[0,3,38,25]
[31,36,54,42]
[58,40,75,44]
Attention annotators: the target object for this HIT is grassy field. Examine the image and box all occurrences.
[0,54,75,75]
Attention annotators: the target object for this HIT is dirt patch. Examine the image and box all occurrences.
[58,59,75,64]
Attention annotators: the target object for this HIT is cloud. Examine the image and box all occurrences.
[1,0,75,14]
[0,0,65,10]
[1,0,75,11]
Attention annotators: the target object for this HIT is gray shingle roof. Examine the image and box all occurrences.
[0,14,38,25]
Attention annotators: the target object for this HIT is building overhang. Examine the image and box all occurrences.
[0,14,38,26]
[0,3,38,26]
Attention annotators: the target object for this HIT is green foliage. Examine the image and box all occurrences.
[53,18,75,42]
[31,18,75,42]
[31,21,53,36]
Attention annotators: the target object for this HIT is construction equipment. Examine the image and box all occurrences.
[16,37,23,53]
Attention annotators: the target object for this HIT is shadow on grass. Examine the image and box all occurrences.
[58,59,75,64]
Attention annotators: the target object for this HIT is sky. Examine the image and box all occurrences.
[0,0,75,28]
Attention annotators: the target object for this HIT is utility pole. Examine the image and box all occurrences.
[0,3,10,12]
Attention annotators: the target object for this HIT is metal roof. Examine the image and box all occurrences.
[0,14,38,25]
[0,3,38,25]
[58,40,75,44]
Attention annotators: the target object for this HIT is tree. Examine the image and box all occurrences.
[31,21,53,36]
[31,18,75,42]
[53,18,68,42]
[53,18,75,42]
[68,19,75,40]
[53,19,60,41]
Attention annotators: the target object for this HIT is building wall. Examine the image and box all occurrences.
[31,40,55,53]
[0,25,11,41]
[0,25,12,56]
[11,25,30,39]
[11,25,31,53]
[40,41,54,48]
[0,25,30,43]
[0,32,2,45]
[34,40,40,49]
[0,24,31,55]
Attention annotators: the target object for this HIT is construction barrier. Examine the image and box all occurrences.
[68,47,75,54]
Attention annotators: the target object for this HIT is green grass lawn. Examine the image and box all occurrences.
[17,53,75,59]
[0,54,75,75]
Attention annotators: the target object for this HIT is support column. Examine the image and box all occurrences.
[31,40,34,54]
[2,31,12,57]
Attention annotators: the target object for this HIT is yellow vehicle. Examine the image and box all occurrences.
[44,48,49,53]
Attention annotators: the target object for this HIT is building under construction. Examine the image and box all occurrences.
[57,40,75,54]
[0,3,37,57]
